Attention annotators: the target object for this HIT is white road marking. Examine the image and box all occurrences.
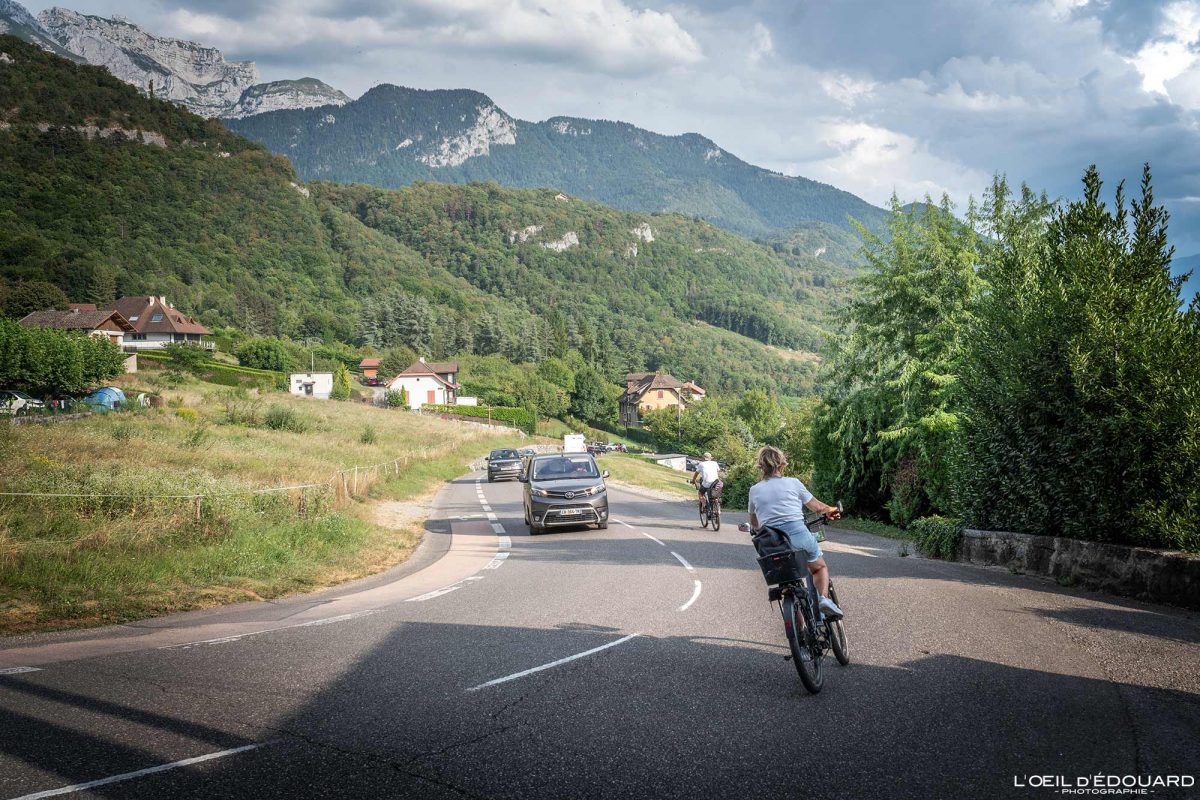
[498,536,511,549]
[618,520,635,529]
[8,741,272,800]
[158,611,374,650]
[642,532,665,547]
[680,580,702,612]
[670,551,694,571]
[467,633,641,691]
[406,586,461,602]
[490,523,506,535]
[485,512,498,521]
[481,505,492,512]
[484,553,510,569]
[0,666,40,675]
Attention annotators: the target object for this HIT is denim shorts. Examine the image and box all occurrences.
[770,518,823,564]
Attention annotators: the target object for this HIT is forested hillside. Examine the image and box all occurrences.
[226,84,888,242]
[0,35,833,394]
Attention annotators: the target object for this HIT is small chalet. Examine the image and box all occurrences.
[106,296,212,350]
[359,358,382,383]
[386,358,459,410]
[619,371,704,427]
[19,305,138,372]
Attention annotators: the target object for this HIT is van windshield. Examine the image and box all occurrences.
[532,456,599,481]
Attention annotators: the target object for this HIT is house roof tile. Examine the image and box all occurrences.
[108,296,211,336]
[19,308,135,333]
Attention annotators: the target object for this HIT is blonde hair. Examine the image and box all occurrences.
[756,445,787,480]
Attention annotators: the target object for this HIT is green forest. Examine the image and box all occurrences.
[0,35,831,398]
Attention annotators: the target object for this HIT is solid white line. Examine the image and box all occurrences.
[405,586,461,602]
[8,742,271,800]
[467,633,640,691]
[670,551,694,571]
[0,666,40,675]
[158,612,374,649]
[680,580,702,611]
[642,532,665,547]
[484,553,510,569]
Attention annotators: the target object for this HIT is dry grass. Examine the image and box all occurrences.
[0,379,524,635]
[598,453,695,498]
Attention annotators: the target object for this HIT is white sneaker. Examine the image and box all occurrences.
[818,595,844,620]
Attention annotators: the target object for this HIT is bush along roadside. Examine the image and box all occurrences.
[422,403,535,434]
[910,515,964,560]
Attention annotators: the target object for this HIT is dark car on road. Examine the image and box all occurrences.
[487,448,523,482]
[522,453,610,534]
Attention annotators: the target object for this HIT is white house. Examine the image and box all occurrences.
[107,296,213,350]
[386,358,459,410]
[289,372,333,399]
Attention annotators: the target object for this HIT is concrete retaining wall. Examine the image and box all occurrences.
[960,529,1200,610]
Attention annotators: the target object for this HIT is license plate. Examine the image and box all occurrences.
[558,508,583,516]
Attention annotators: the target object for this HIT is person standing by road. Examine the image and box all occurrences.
[747,446,845,619]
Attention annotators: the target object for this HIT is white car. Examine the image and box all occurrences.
[0,390,44,416]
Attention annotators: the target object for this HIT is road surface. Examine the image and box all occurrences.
[1,472,1198,799]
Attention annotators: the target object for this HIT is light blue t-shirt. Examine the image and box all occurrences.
[748,476,814,528]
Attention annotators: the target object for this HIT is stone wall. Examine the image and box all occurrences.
[959,529,1200,610]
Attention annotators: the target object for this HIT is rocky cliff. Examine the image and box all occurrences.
[0,0,76,59]
[227,78,350,119]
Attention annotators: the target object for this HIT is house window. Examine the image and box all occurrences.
[658,390,664,399]
[151,313,164,322]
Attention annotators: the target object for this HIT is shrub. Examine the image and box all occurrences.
[910,515,963,560]
[385,389,407,408]
[359,425,377,445]
[423,403,534,433]
[234,337,295,372]
[183,425,210,449]
[174,407,199,422]
[330,363,351,401]
[263,405,309,433]
[162,342,212,372]
[110,422,135,441]
[719,462,759,510]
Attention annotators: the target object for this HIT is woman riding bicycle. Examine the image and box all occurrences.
[747,446,845,620]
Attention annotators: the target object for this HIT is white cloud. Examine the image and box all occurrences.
[747,21,772,65]
[1127,1,1200,96]
[165,0,702,76]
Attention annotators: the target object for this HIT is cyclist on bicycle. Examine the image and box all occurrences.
[747,445,845,619]
[690,452,722,520]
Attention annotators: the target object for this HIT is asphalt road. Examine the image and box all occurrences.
[1,471,1198,800]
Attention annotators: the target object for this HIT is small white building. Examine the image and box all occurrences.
[644,453,689,471]
[386,358,459,410]
[289,372,333,399]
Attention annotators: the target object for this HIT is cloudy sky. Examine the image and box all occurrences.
[42,0,1200,289]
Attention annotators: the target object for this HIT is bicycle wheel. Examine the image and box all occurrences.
[699,500,709,528]
[827,582,849,666]
[782,593,824,694]
[711,501,721,531]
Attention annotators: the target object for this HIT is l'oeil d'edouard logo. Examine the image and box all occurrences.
[1014,774,1194,795]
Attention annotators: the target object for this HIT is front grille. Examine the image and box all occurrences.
[544,487,600,499]
[543,504,600,524]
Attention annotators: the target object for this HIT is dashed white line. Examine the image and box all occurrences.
[642,532,666,547]
[498,536,511,549]
[490,523,506,535]
[467,633,641,691]
[406,586,461,602]
[158,611,375,649]
[484,552,510,569]
[481,504,492,512]
[680,580,702,611]
[485,512,498,521]
[0,666,41,676]
[670,551,694,571]
[618,520,635,529]
[8,741,273,800]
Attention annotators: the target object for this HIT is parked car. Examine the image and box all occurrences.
[608,442,627,453]
[522,453,610,534]
[0,390,44,416]
[486,448,524,482]
[517,447,537,458]
[685,457,699,472]
[586,441,607,456]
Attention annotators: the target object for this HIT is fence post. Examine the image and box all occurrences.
[299,488,307,517]
[194,495,202,522]
[353,465,359,496]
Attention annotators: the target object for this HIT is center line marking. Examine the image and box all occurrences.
[490,523,506,534]
[485,512,498,521]
[642,532,665,546]
[0,666,41,676]
[8,741,274,800]
[406,586,461,602]
[670,551,694,571]
[481,505,492,512]
[467,633,641,691]
[680,580,702,611]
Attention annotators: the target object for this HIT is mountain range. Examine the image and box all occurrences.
[0,1,885,244]
[0,33,834,395]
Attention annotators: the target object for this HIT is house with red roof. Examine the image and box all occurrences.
[619,371,704,427]
[385,358,459,409]
[105,296,212,350]
[19,305,139,372]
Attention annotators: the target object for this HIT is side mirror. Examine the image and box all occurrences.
[602,470,610,479]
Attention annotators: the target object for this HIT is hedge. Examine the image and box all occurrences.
[423,404,535,433]
[909,515,964,560]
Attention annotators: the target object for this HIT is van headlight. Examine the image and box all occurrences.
[581,485,605,497]
[532,487,550,497]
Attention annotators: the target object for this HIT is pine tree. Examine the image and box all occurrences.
[331,363,352,400]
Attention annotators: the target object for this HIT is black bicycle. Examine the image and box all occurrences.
[699,485,721,531]
[742,506,848,694]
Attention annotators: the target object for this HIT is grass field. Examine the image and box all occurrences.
[598,453,694,498]
[0,378,523,635]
